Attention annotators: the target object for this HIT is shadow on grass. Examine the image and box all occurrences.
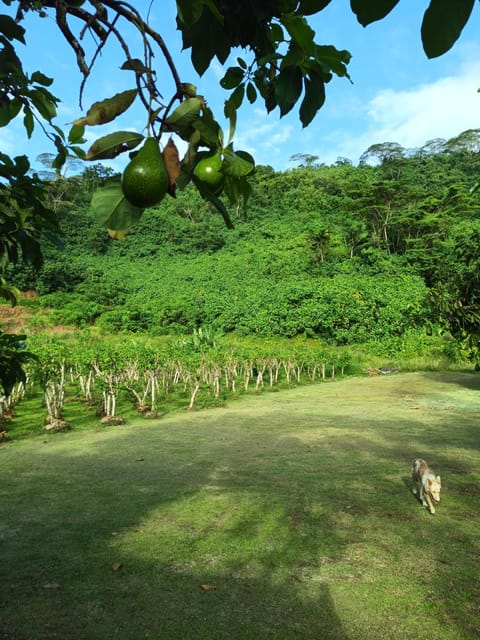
[421,370,480,391]
[0,425,350,639]
[1,371,479,638]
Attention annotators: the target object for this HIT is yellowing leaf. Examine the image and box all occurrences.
[74,89,137,126]
[108,229,129,240]
[42,583,60,590]
[162,137,181,194]
[200,584,217,591]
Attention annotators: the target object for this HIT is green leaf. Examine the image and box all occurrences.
[265,86,278,113]
[52,150,67,173]
[222,147,255,178]
[68,123,86,144]
[268,23,285,44]
[315,45,352,79]
[0,101,10,127]
[296,0,332,15]
[201,0,224,23]
[279,0,297,11]
[69,146,86,160]
[30,88,57,121]
[0,39,22,75]
[224,174,252,208]
[193,108,222,148]
[19,234,42,269]
[8,98,21,121]
[350,0,400,26]
[85,131,144,161]
[220,66,245,90]
[192,174,234,229]
[30,70,53,87]
[421,0,475,58]
[164,96,203,130]
[246,82,257,104]
[274,66,303,117]
[224,98,237,146]
[0,14,25,42]
[281,15,315,54]
[229,83,245,110]
[13,154,29,176]
[176,0,204,26]
[184,9,230,75]
[90,178,144,230]
[23,109,34,138]
[299,72,326,127]
[51,124,66,142]
[120,58,151,74]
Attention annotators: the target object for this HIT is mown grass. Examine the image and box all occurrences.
[1,371,479,639]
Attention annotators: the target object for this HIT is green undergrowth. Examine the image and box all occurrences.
[1,371,479,639]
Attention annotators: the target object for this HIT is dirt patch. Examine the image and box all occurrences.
[0,304,32,333]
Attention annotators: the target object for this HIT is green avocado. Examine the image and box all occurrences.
[193,152,224,192]
[121,138,169,208]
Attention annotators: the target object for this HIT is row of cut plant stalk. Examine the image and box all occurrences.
[0,337,353,433]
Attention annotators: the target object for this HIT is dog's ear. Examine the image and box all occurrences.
[437,476,441,484]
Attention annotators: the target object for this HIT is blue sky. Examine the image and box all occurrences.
[2,0,480,172]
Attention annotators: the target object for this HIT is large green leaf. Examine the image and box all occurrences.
[164,97,203,137]
[222,148,255,178]
[421,0,475,58]
[228,83,245,110]
[182,8,230,75]
[299,72,326,127]
[90,178,144,230]
[281,15,315,54]
[192,174,234,229]
[350,0,400,26]
[192,108,222,148]
[274,65,303,117]
[246,82,257,104]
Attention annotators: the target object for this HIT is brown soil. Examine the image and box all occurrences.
[0,304,32,333]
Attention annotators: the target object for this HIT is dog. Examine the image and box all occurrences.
[411,458,441,514]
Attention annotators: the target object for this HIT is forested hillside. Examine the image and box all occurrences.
[9,131,480,352]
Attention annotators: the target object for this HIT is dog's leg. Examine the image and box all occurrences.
[425,493,435,514]
[412,468,419,496]
[419,485,428,508]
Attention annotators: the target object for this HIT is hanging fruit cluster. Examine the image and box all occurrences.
[75,84,254,238]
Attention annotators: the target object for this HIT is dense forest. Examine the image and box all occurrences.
[7,129,480,359]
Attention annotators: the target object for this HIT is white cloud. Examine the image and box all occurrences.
[234,109,294,165]
[364,60,480,150]
[302,58,480,166]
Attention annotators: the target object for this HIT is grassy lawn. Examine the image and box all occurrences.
[1,371,479,639]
